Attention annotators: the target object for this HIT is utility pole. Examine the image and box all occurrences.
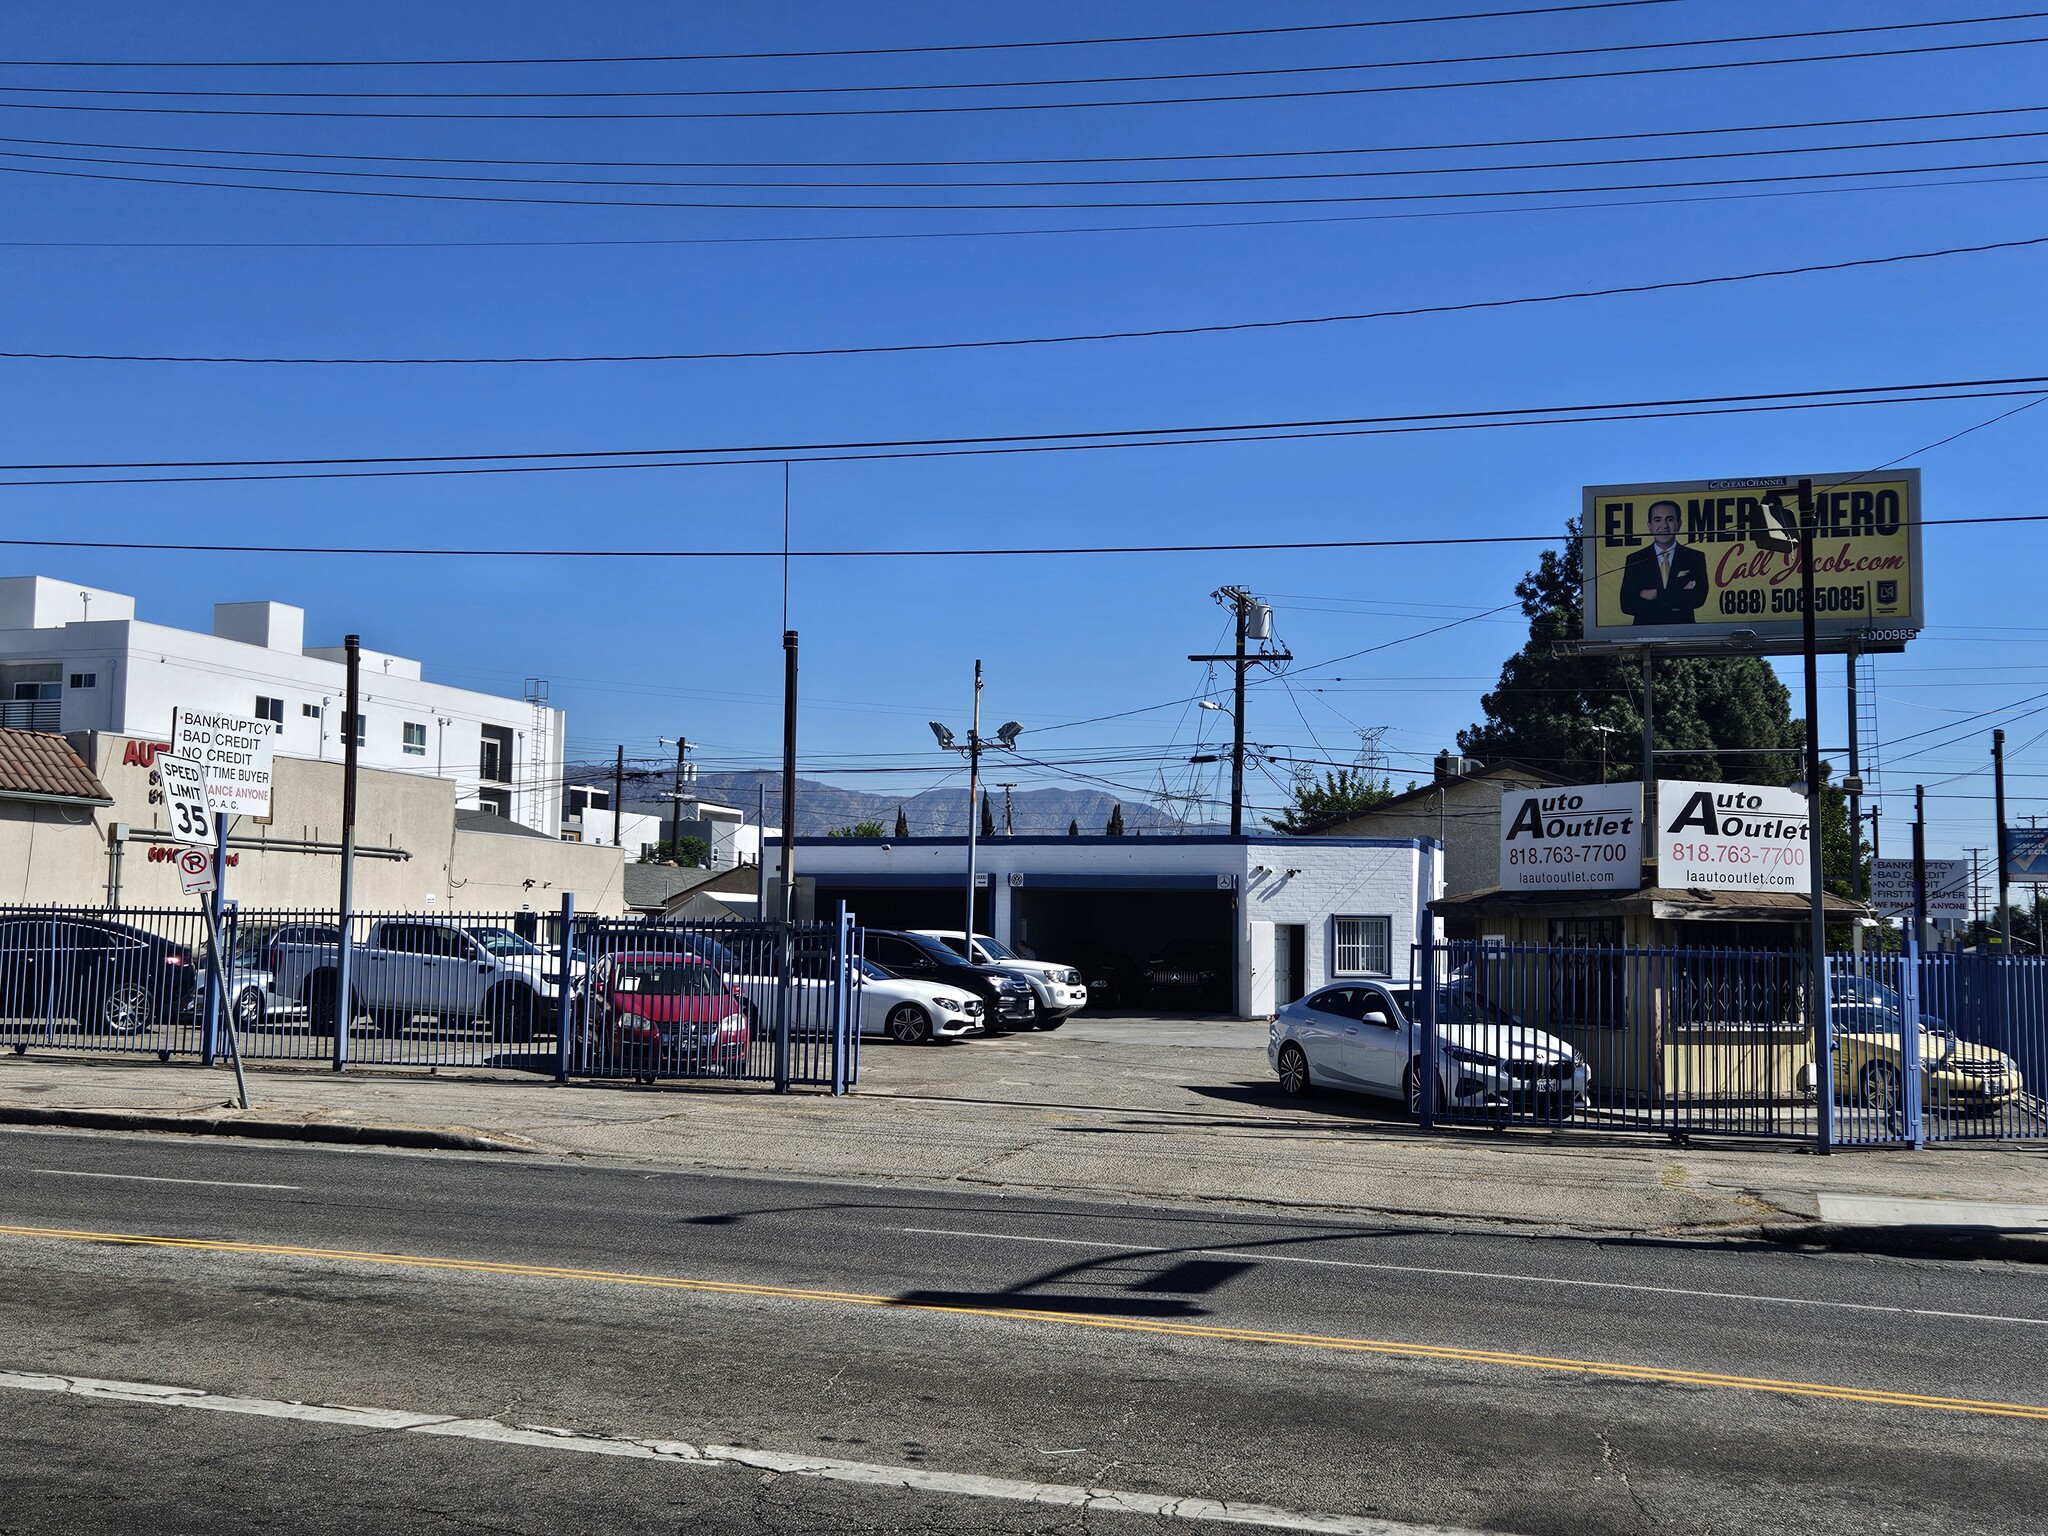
[1994,727,2012,952]
[658,736,690,861]
[1188,587,1289,837]
[996,782,1016,836]
[612,745,625,850]
[335,634,361,1073]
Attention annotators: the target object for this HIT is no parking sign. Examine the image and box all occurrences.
[175,845,216,896]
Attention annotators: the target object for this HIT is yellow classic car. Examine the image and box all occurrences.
[1833,1027,2024,1115]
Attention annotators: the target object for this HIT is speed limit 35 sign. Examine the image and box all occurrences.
[155,752,215,847]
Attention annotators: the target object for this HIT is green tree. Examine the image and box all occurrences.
[1462,518,1868,896]
[981,791,996,838]
[829,818,887,838]
[638,835,709,867]
[1459,518,1802,787]
[1105,803,1126,837]
[894,805,910,838]
[1268,768,1395,835]
[1067,818,1080,837]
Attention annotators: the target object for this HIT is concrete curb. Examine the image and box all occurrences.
[0,1104,533,1156]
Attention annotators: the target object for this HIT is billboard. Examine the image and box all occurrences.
[1581,470,1922,653]
[2006,828,2048,884]
[1657,780,1812,893]
[1869,858,1971,920]
[1499,783,1642,893]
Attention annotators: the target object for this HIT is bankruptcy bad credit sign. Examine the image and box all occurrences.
[171,707,276,819]
[1658,780,1812,893]
[1580,469,1922,652]
[1499,783,1642,893]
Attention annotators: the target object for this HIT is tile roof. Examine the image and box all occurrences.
[0,728,112,805]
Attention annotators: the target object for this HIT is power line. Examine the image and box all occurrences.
[0,4,1681,68]
[11,373,2043,472]
[18,141,2048,206]
[6,233,2043,365]
[6,387,2044,491]
[11,102,2048,173]
[0,512,2037,564]
[9,14,2042,101]
[4,33,2046,120]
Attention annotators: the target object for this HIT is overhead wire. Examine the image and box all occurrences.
[3,31,2046,119]
[8,14,2045,101]
[0,4,1685,68]
[6,234,2045,365]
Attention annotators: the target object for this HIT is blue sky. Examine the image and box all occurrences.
[4,1,2046,875]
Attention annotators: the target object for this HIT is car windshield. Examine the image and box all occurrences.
[611,962,719,997]
[468,928,541,957]
[971,935,1019,962]
[856,958,894,981]
[1151,940,1212,965]
[1389,986,1518,1028]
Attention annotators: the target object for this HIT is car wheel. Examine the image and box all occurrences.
[94,979,155,1035]
[1404,1060,1427,1121]
[486,987,542,1044]
[233,986,265,1033]
[1034,1015,1066,1031]
[307,974,342,1036]
[1858,1061,1906,1115]
[885,1003,931,1045]
[1276,1042,1312,1096]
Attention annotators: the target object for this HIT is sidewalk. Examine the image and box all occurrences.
[3,1016,2043,1254]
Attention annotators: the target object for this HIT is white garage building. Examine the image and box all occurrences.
[768,834,1442,1018]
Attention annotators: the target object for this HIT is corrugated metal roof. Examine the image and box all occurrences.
[0,728,112,806]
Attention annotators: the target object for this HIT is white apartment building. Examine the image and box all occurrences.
[0,576,566,835]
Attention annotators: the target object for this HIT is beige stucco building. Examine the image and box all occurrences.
[0,728,627,916]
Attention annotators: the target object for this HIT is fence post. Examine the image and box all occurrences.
[1417,844,1438,1131]
[831,901,849,1096]
[555,891,575,1084]
[1901,930,1925,1148]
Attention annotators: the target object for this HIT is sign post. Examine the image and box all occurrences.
[163,719,254,1109]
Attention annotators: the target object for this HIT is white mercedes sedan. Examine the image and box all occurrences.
[1269,980,1589,1120]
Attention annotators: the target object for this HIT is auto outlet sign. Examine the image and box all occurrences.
[1499,783,1643,892]
[1657,780,1812,893]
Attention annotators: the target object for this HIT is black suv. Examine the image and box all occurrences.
[0,915,201,1035]
[862,930,1036,1031]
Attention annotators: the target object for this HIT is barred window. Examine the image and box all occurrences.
[1332,916,1392,977]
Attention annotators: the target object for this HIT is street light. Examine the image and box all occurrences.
[931,661,1023,943]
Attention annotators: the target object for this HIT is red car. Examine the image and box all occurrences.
[585,953,752,1079]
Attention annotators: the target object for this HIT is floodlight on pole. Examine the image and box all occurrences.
[930,665,1021,941]
[1198,700,1230,714]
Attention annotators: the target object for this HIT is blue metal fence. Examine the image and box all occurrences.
[1414,939,2048,1145]
[1,901,860,1093]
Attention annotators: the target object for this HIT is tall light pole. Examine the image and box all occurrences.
[931,660,1022,941]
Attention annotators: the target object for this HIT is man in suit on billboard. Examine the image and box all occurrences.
[1619,499,1710,625]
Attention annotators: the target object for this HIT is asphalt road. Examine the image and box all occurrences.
[2,1128,2044,1535]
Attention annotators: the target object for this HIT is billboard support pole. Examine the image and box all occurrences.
[1913,785,1929,950]
[1639,650,1655,866]
[1793,481,1834,1154]
[1846,647,1865,975]
[1994,728,2012,953]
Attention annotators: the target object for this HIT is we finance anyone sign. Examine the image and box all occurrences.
[1657,780,1812,893]
[1499,784,1642,892]
[171,708,276,819]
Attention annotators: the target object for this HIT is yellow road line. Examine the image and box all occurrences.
[3,1220,2043,1424]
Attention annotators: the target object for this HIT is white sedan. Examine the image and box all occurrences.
[1269,980,1589,1119]
[856,958,985,1043]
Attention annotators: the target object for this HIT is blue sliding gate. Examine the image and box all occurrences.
[1410,939,2048,1146]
